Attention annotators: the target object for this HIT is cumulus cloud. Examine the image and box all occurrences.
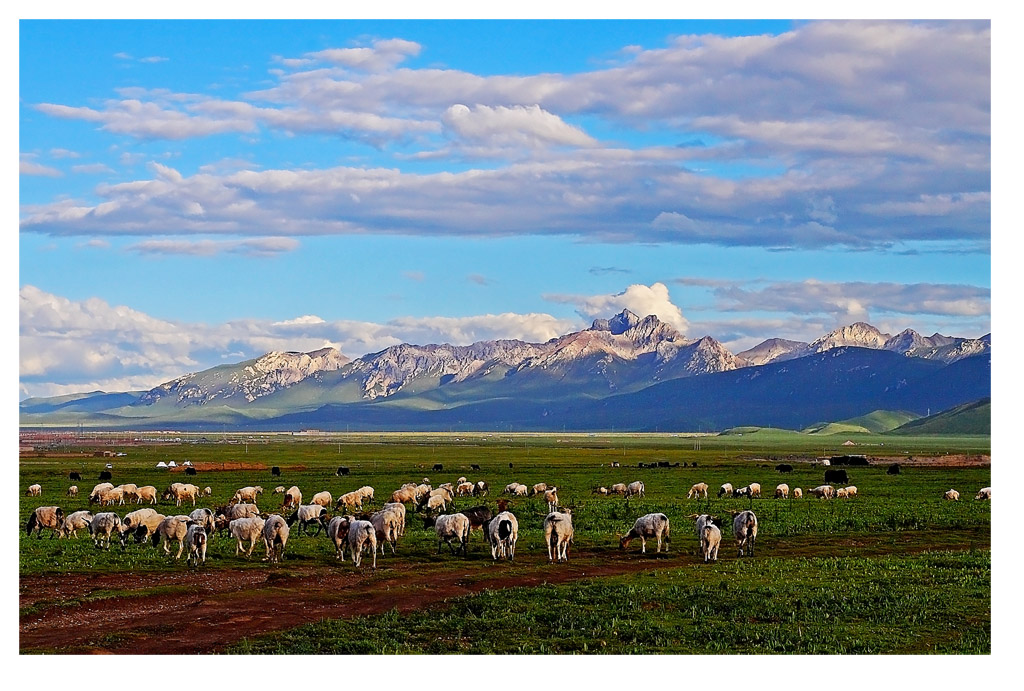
[304,38,421,72]
[442,103,597,150]
[125,237,300,257]
[20,156,61,177]
[544,282,689,334]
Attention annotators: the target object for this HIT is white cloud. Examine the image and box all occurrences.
[125,237,300,257]
[20,156,61,177]
[442,104,597,149]
[545,282,689,335]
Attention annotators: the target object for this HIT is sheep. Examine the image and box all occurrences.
[543,510,574,563]
[473,481,489,497]
[531,482,548,496]
[232,486,263,505]
[836,488,849,499]
[610,483,627,495]
[390,486,417,505]
[123,508,165,542]
[89,482,114,504]
[625,481,645,499]
[263,514,290,563]
[419,491,449,514]
[434,513,471,556]
[808,485,835,499]
[370,507,402,555]
[228,516,266,557]
[116,483,139,503]
[26,483,42,496]
[356,486,375,504]
[792,487,803,499]
[733,510,758,557]
[381,501,407,536]
[734,486,753,499]
[218,503,260,521]
[687,482,709,499]
[136,485,158,504]
[718,483,734,498]
[188,507,217,536]
[347,519,377,568]
[485,511,519,560]
[619,513,671,554]
[326,516,351,559]
[975,487,992,501]
[89,512,124,549]
[749,482,761,498]
[336,490,364,515]
[201,486,213,497]
[272,485,287,495]
[99,486,125,506]
[456,481,475,497]
[457,505,493,540]
[844,486,858,498]
[544,487,559,512]
[503,482,522,495]
[944,489,960,501]
[594,486,610,495]
[58,510,93,538]
[700,523,721,563]
[310,491,333,508]
[162,483,200,507]
[775,484,789,499]
[287,504,329,536]
[186,524,208,566]
[282,486,302,510]
[67,485,79,498]
[414,483,432,503]
[152,515,194,558]
[689,513,720,540]
[26,506,64,539]
[512,484,529,497]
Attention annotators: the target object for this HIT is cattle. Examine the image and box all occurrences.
[69,471,81,481]
[336,466,350,476]
[775,464,793,473]
[470,464,481,471]
[272,466,281,476]
[433,463,443,472]
[98,470,112,481]
[887,463,902,475]
[185,467,197,476]
[824,468,849,484]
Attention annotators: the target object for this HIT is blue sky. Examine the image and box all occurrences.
[18,18,992,399]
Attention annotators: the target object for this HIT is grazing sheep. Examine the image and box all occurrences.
[625,481,645,499]
[808,485,836,500]
[690,514,720,543]
[457,505,493,540]
[734,486,752,499]
[503,482,522,495]
[382,501,407,536]
[421,492,449,513]
[186,524,208,566]
[531,482,548,496]
[594,486,610,495]
[232,486,263,505]
[749,482,761,498]
[434,513,471,556]
[356,486,375,504]
[687,482,709,499]
[89,482,114,504]
[123,508,165,542]
[26,506,64,539]
[162,482,200,507]
[792,487,803,499]
[26,483,42,496]
[544,487,559,512]
[370,507,402,555]
[609,483,627,495]
[336,490,364,514]
[58,510,93,538]
[228,516,266,557]
[512,484,529,497]
[975,487,992,500]
[89,512,124,549]
[700,523,721,563]
[326,516,351,559]
[136,486,158,505]
[189,507,217,536]
[98,487,125,506]
[218,503,261,521]
[282,486,302,510]
[310,491,333,508]
[733,510,758,557]
[287,504,329,536]
[543,510,574,563]
[473,481,489,497]
[486,511,519,561]
[944,489,960,501]
[272,485,287,495]
[619,513,671,554]
[456,481,475,497]
[263,514,290,563]
[116,484,139,503]
[390,486,418,505]
[201,486,213,497]
[718,483,734,498]
[775,484,789,499]
[347,519,377,568]
[67,485,79,498]
[844,486,858,498]
[836,488,849,499]
[152,515,194,558]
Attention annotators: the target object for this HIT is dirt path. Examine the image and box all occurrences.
[20,528,988,654]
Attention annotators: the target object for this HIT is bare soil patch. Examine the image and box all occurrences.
[870,454,990,467]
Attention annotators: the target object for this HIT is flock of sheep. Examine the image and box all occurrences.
[22,471,993,570]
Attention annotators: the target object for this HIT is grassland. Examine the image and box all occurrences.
[19,430,990,653]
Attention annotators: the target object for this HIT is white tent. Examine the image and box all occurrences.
[156,461,168,468]
[167,461,177,467]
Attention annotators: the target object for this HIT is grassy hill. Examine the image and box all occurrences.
[803,409,920,435]
[889,398,990,436]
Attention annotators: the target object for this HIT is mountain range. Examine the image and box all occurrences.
[20,311,991,432]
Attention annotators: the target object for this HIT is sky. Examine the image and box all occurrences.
[17,17,993,400]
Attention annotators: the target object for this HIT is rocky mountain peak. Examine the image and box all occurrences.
[810,322,891,352]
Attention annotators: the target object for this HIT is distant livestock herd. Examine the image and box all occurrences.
[22,472,992,570]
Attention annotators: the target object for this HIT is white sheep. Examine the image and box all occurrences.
[336,490,364,514]
[512,484,529,497]
[99,487,125,506]
[163,482,199,506]
[381,501,407,536]
[531,482,548,496]
[733,510,758,557]
[310,490,333,508]
[89,512,124,549]
[775,484,789,499]
[808,485,835,499]
[288,504,328,536]
[749,482,761,498]
[700,523,721,563]
[619,513,671,554]
[687,482,708,499]
[186,524,208,566]
[201,486,213,497]
[347,519,377,568]
[136,485,158,504]
[26,483,42,496]
[544,487,559,512]
[503,482,522,494]
[718,482,734,498]
[975,487,991,500]
[89,482,114,504]
[263,514,290,563]
[272,485,286,495]
[543,510,574,563]
[625,481,645,499]
[232,486,263,505]
[282,486,302,510]
[356,486,375,504]
[67,485,79,498]
[844,486,858,498]
[58,510,93,538]
[422,493,449,513]
[610,482,627,495]
[123,508,166,542]
[836,488,849,499]
[434,513,471,556]
[220,503,261,520]
[944,489,960,501]
[326,516,351,559]
[26,506,64,538]
[152,515,194,558]
[486,511,519,561]
[229,516,266,557]
[189,507,217,536]
[370,507,403,555]
[792,487,803,499]
[116,484,139,503]
[456,481,475,496]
